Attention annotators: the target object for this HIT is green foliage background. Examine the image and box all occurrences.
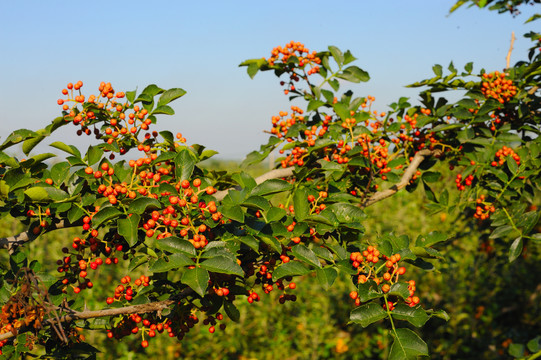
[1,161,539,360]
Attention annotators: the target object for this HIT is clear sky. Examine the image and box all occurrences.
[0,1,538,160]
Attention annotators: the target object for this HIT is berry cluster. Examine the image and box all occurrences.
[270,106,305,139]
[455,173,475,191]
[307,191,328,215]
[481,71,517,104]
[251,260,298,304]
[474,195,496,220]
[58,81,154,156]
[106,309,227,348]
[349,246,420,310]
[56,227,128,295]
[267,41,321,71]
[266,41,321,96]
[106,276,150,305]
[490,145,521,168]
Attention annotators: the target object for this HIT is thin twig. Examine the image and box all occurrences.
[0,220,78,252]
[506,31,516,69]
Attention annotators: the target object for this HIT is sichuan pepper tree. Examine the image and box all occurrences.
[0,2,540,359]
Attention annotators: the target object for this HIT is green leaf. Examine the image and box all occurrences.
[92,206,122,227]
[392,304,429,327]
[232,172,257,190]
[0,180,9,198]
[149,253,194,273]
[50,141,81,158]
[433,64,442,77]
[22,135,46,155]
[250,179,292,196]
[246,62,260,79]
[293,188,310,221]
[430,309,450,321]
[432,123,464,132]
[508,343,525,358]
[350,302,387,327]
[389,328,429,360]
[67,206,84,224]
[239,235,259,251]
[312,246,334,262]
[0,152,19,168]
[421,171,440,183]
[221,205,245,223]
[337,65,370,83]
[141,84,164,98]
[490,225,513,239]
[157,88,187,107]
[389,282,411,300]
[0,129,38,151]
[265,207,286,223]
[326,203,365,230]
[126,90,136,103]
[260,235,281,253]
[242,196,270,212]
[200,149,219,161]
[527,336,541,353]
[86,146,103,166]
[159,130,175,146]
[307,100,325,112]
[508,237,523,262]
[117,214,141,247]
[224,301,240,322]
[415,231,447,247]
[357,280,382,302]
[181,267,209,297]
[152,105,175,115]
[200,255,243,277]
[156,236,196,256]
[272,261,310,281]
[128,197,162,215]
[24,187,51,202]
[333,102,350,120]
[506,156,518,174]
[328,45,344,65]
[315,267,337,290]
[291,244,321,268]
[50,162,71,185]
[135,93,153,104]
[175,148,198,181]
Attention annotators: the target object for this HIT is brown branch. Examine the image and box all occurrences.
[0,289,192,342]
[214,167,294,201]
[506,31,516,69]
[0,220,79,252]
[360,149,442,208]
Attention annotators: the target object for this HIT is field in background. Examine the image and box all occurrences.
[1,160,539,359]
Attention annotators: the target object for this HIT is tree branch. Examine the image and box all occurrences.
[506,31,516,69]
[0,289,192,342]
[361,149,442,208]
[0,220,79,253]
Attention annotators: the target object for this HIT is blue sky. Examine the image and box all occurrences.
[0,1,538,160]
